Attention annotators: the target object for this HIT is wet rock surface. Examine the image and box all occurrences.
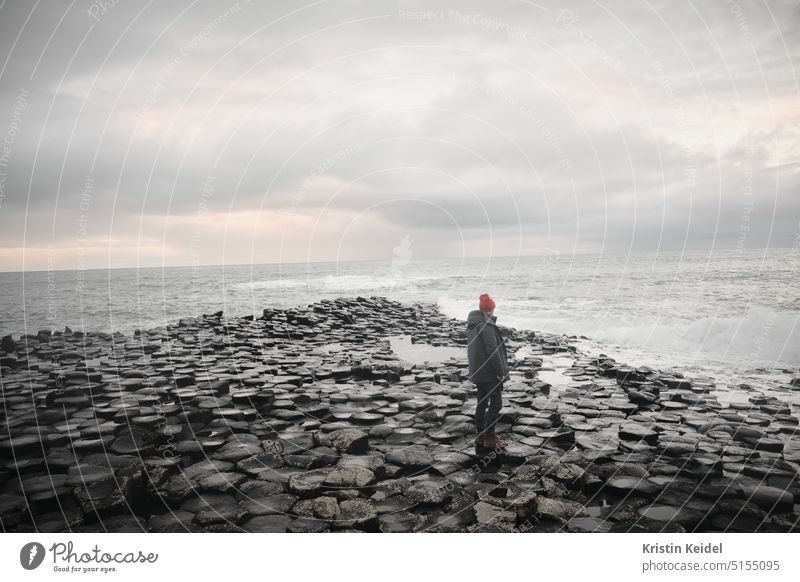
[1,296,798,532]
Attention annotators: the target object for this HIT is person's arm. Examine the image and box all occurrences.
[479,322,506,379]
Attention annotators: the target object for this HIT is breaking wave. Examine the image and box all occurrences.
[232,274,437,293]
[438,296,800,371]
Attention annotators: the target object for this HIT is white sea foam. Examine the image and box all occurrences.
[232,274,436,293]
[439,295,799,371]
[231,278,310,291]
[320,274,430,291]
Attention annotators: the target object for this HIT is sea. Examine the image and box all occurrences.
[1,249,798,383]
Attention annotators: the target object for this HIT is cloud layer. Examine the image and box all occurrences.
[0,0,797,270]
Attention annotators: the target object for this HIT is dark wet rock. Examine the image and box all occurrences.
[159,460,234,503]
[534,496,588,521]
[0,494,29,528]
[386,446,434,470]
[609,518,686,533]
[212,441,263,462]
[148,510,195,532]
[433,505,476,531]
[500,443,540,464]
[379,511,427,532]
[2,296,797,533]
[237,451,284,475]
[93,514,147,532]
[739,484,794,513]
[323,467,376,489]
[284,447,339,470]
[603,476,660,497]
[566,516,613,532]
[730,425,764,442]
[288,517,330,533]
[197,472,246,493]
[335,499,378,531]
[240,493,297,516]
[658,441,696,457]
[754,438,784,453]
[708,512,765,532]
[311,496,340,520]
[288,469,330,497]
[337,452,386,478]
[474,501,516,528]
[784,440,800,463]
[628,389,659,406]
[238,479,285,497]
[1,334,15,353]
[639,504,709,529]
[0,435,44,455]
[386,427,424,444]
[407,480,451,506]
[242,514,292,532]
[192,500,246,526]
[316,429,370,454]
[351,413,384,425]
[74,464,146,521]
[618,422,659,445]
[368,424,394,439]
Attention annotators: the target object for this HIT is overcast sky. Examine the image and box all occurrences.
[0,0,797,271]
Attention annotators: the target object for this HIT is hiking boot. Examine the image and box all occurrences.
[483,434,508,449]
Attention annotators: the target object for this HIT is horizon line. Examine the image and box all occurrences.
[0,245,793,275]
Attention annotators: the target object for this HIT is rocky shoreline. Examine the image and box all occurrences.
[1,296,798,533]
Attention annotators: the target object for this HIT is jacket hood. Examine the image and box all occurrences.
[467,309,493,328]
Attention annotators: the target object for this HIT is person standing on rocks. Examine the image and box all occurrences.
[466,293,509,449]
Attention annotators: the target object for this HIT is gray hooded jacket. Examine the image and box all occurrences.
[466,309,509,384]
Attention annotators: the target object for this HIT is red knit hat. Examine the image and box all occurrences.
[479,293,496,313]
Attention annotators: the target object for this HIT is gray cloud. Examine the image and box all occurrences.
[0,0,797,269]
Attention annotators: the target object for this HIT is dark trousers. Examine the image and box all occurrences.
[474,380,503,436]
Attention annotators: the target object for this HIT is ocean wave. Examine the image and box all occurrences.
[231,274,437,293]
[230,279,311,291]
[320,274,430,292]
[438,296,800,369]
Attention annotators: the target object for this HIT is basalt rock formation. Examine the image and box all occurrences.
[0,296,797,533]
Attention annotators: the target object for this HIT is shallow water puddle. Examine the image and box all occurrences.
[388,335,465,366]
[535,354,577,393]
[640,504,682,522]
[713,387,754,406]
[313,342,342,354]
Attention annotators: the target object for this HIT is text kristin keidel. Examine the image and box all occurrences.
[643,542,723,554]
